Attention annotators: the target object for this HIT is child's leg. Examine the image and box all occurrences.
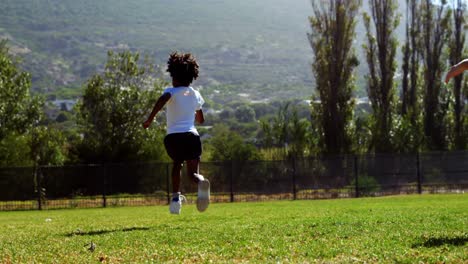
[172,161,183,193]
[186,159,203,183]
[187,158,210,212]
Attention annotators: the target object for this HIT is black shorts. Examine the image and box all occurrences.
[164,132,202,162]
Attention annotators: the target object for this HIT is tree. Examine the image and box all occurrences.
[397,0,424,153]
[308,0,361,154]
[261,103,289,151]
[260,103,311,159]
[208,124,261,162]
[30,126,66,166]
[0,41,43,141]
[447,0,467,149]
[55,111,70,123]
[76,51,168,163]
[401,0,422,117]
[0,41,44,166]
[0,133,31,166]
[363,0,400,153]
[288,107,311,158]
[419,0,452,150]
[235,105,256,123]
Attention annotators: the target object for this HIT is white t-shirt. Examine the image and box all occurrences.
[163,86,205,135]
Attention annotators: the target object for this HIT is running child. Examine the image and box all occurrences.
[143,52,210,214]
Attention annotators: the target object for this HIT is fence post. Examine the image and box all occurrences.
[102,164,107,208]
[230,160,234,203]
[292,158,297,200]
[166,163,171,205]
[354,155,359,198]
[416,152,422,194]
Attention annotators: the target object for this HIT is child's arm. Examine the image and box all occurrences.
[195,109,204,124]
[143,93,171,129]
[445,59,468,83]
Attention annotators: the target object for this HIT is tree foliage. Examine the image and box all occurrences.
[76,51,168,163]
[30,126,66,166]
[308,0,362,154]
[420,0,452,150]
[0,41,53,166]
[401,0,423,117]
[0,133,31,167]
[363,0,400,153]
[447,0,467,149]
[0,41,43,140]
[395,0,425,153]
[235,105,256,123]
[208,124,261,162]
[260,103,311,159]
[288,107,311,158]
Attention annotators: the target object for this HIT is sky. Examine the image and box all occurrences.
[432,0,468,7]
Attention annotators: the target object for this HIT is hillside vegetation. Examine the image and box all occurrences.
[0,0,312,95]
[0,0,407,100]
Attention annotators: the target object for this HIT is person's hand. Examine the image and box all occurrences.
[445,65,460,84]
[143,119,152,129]
[445,60,468,84]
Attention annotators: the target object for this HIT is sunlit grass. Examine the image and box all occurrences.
[0,194,466,263]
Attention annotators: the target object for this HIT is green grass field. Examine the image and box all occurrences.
[0,194,466,263]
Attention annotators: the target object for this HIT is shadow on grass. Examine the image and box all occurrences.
[413,235,468,248]
[65,227,151,237]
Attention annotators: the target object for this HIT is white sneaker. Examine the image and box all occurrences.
[169,193,186,215]
[196,174,210,212]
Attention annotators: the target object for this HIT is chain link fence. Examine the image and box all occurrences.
[1,151,467,210]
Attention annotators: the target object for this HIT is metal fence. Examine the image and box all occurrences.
[0,151,467,211]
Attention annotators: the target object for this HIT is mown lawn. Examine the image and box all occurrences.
[0,194,466,263]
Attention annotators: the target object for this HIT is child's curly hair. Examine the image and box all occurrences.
[167,52,199,84]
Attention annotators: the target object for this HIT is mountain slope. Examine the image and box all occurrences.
[0,1,313,89]
[0,0,409,99]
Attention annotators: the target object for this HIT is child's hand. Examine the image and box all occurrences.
[143,120,152,129]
